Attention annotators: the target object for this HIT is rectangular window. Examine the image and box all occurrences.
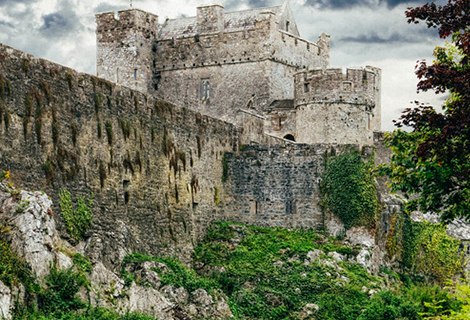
[367,113,371,130]
[285,200,296,215]
[134,69,137,81]
[116,68,120,83]
[304,82,310,93]
[200,79,210,100]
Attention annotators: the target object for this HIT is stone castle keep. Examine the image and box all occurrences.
[96,1,381,145]
[0,2,389,268]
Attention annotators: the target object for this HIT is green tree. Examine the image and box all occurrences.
[381,0,470,222]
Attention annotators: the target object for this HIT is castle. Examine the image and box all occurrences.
[95,1,381,145]
[0,1,388,270]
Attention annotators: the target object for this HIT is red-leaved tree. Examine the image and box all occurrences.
[382,0,470,221]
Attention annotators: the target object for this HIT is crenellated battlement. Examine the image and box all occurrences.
[96,9,159,43]
[94,2,380,146]
[294,67,380,107]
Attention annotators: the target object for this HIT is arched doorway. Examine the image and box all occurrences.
[284,134,295,142]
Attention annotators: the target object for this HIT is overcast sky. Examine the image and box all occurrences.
[0,0,448,131]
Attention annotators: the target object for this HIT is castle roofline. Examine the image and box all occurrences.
[159,4,284,39]
[197,3,225,9]
[96,8,158,17]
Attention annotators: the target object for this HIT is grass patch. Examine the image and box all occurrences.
[191,222,455,320]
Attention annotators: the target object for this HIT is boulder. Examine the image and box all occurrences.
[0,280,11,320]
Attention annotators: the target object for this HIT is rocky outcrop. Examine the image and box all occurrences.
[0,182,233,319]
[0,280,11,320]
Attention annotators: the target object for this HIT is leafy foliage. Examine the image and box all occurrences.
[37,266,88,314]
[383,0,470,222]
[121,253,218,292]
[387,212,464,285]
[59,190,94,242]
[192,222,426,319]
[13,308,157,320]
[0,241,38,292]
[321,150,379,229]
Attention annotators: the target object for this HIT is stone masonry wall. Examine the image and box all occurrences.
[294,67,381,145]
[223,144,329,229]
[0,43,240,268]
[96,9,159,93]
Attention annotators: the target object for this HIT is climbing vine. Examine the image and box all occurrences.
[321,150,378,229]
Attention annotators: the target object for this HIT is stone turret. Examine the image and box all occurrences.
[294,67,381,145]
[196,4,225,34]
[96,9,158,92]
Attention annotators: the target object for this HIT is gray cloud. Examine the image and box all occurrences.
[341,32,413,44]
[305,0,425,10]
[94,3,127,14]
[340,24,438,44]
[247,0,273,7]
[0,0,36,4]
[39,0,83,37]
[0,20,13,28]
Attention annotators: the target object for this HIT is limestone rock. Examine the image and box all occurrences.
[5,188,56,279]
[297,303,319,320]
[328,251,345,262]
[307,249,322,261]
[345,226,375,248]
[188,288,232,319]
[130,261,162,289]
[161,285,189,304]
[0,280,12,320]
[191,288,213,307]
[88,262,125,307]
[274,260,284,267]
[124,284,173,320]
[56,251,73,270]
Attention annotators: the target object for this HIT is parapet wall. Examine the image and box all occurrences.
[95,9,159,43]
[295,67,380,107]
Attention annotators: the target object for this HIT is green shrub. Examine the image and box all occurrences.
[401,218,463,284]
[38,266,88,314]
[0,241,37,292]
[358,291,420,320]
[121,253,218,293]
[59,190,94,242]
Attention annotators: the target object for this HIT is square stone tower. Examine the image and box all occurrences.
[96,9,158,92]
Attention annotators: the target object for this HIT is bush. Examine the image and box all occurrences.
[38,266,88,314]
[59,190,94,242]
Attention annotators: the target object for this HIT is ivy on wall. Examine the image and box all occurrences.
[321,150,378,229]
[387,213,464,285]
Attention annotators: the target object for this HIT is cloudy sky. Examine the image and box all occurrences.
[0,0,448,131]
